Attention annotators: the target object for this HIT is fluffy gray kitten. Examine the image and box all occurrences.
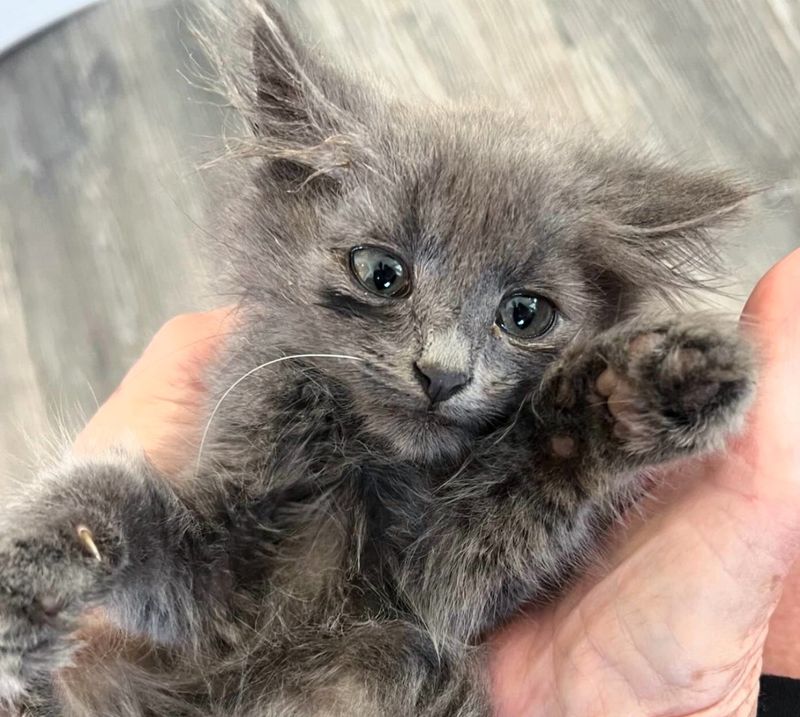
[0,3,756,715]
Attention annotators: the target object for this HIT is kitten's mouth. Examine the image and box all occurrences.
[388,413,473,463]
[420,408,459,424]
[363,400,471,430]
[357,395,507,464]
[403,404,473,430]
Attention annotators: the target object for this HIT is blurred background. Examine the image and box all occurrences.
[1,0,799,486]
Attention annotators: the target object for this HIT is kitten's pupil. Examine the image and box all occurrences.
[512,298,535,328]
[373,262,396,291]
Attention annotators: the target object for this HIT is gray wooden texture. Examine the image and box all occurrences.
[1,0,799,486]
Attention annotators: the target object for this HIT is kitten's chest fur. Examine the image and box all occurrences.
[210,365,449,624]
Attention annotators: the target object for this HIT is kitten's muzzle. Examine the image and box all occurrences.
[413,362,470,404]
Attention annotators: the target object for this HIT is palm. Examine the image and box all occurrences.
[490,463,773,716]
[490,250,800,716]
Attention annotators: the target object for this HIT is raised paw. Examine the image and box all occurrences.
[540,318,756,466]
[0,521,114,705]
[600,322,755,460]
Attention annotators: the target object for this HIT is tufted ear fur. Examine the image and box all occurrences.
[250,1,369,189]
[577,146,755,305]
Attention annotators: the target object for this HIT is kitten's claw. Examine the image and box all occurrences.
[76,525,102,562]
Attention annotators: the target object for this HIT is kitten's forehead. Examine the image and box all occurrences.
[372,109,584,253]
[337,112,588,296]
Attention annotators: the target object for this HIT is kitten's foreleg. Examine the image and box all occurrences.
[0,451,211,705]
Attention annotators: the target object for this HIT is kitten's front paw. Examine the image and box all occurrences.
[0,521,115,705]
[594,321,755,459]
[542,318,755,465]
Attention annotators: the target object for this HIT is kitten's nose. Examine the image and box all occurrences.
[414,362,470,404]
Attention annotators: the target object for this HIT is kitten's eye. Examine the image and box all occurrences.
[349,246,410,298]
[496,293,557,339]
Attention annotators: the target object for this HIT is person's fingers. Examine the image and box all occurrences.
[735,247,800,505]
[670,248,800,576]
[607,248,800,596]
[745,248,800,677]
[74,308,237,474]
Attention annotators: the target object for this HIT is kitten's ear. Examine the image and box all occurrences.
[250,2,365,187]
[583,148,755,297]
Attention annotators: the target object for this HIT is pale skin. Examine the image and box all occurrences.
[75,250,800,717]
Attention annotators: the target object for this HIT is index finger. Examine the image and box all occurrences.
[74,307,237,475]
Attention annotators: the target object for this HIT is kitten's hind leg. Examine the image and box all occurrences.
[537,316,756,469]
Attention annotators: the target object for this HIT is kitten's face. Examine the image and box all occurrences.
[227,7,748,465]
[243,117,617,463]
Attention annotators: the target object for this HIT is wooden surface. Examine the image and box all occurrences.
[1,0,799,486]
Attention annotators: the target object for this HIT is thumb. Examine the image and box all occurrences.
[617,248,800,683]
[735,247,800,508]
[656,247,800,577]
[684,247,800,569]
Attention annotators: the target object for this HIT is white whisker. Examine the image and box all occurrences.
[194,353,364,477]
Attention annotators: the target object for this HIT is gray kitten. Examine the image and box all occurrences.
[0,3,756,715]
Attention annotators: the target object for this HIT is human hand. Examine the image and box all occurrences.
[75,252,800,717]
[74,308,235,476]
[489,249,800,716]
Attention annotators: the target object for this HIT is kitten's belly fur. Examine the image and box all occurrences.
[63,480,482,717]
[214,475,483,715]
